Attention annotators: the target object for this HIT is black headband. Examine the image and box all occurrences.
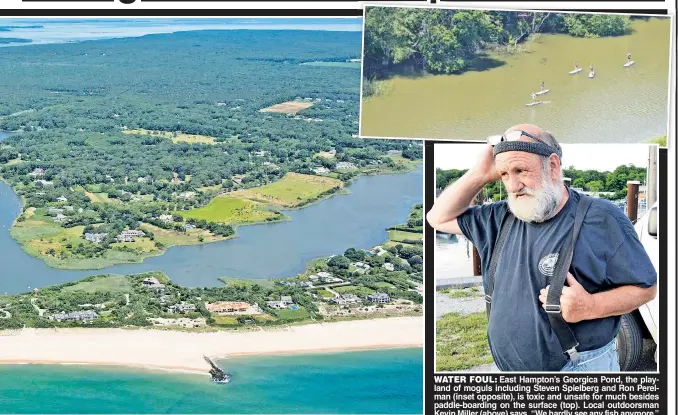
[493,140,562,159]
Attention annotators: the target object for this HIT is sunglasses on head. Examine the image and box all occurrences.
[486,130,549,146]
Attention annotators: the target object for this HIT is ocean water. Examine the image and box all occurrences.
[0,348,423,414]
[0,18,362,47]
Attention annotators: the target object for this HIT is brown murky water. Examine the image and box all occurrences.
[361,18,671,143]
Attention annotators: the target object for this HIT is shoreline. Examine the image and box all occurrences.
[0,317,423,374]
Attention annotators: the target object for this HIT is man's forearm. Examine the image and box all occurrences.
[589,285,657,319]
[427,168,490,228]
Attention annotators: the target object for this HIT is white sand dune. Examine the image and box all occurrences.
[0,317,422,373]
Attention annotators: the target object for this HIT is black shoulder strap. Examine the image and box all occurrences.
[484,208,515,317]
[544,194,594,361]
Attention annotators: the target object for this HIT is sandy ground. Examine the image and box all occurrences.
[0,317,422,373]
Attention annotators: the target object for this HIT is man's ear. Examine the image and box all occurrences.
[550,154,561,181]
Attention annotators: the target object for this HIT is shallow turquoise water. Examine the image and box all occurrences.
[0,348,423,414]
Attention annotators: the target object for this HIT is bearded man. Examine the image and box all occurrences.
[427,124,657,372]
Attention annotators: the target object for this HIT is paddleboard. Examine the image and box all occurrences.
[525,101,543,107]
[588,71,595,78]
[624,61,635,67]
[533,89,550,96]
[569,67,583,74]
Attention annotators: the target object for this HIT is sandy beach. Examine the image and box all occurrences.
[0,317,422,373]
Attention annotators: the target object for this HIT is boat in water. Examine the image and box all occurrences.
[204,355,232,384]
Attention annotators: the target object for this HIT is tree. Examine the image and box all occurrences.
[344,248,366,261]
[572,177,587,189]
[327,255,351,269]
[586,180,603,192]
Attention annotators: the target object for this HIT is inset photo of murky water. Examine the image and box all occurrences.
[360,7,672,146]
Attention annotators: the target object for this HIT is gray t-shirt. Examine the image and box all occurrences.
[457,188,657,371]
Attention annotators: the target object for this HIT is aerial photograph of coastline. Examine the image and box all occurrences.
[0,18,424,413]
[360,7,672,145]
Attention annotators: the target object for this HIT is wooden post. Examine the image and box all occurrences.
[472,191,483,276]
[626,181,640,223]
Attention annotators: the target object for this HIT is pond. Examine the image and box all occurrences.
[361,18,671,143]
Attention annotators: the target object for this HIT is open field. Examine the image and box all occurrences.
[388,229,422,243]
[313,289,334,298]
[3,158,24,166]
[259,101,314,114]
[300,61,361,69]
[387,153,421,169]
[197,184,223,193]
[140,223,227,246]
[229,173,342,208]
[83,191,117,204]
[123,129,224,145]
[175,196,280,224]
[275,307,311,321]
[62,275,133,294]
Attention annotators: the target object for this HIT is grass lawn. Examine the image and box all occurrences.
[388,229,422,243]
[275,308,310,320]
[229,173,342,208]
[300,61,361,69]
[218,277,275,289]
[334,286,375,296]
[440,288,479,299]
[387,153,420,168]
[175,196,280,224]
[254,314,277,322]
[10,213,63,242]
[315,151,336,159]
[374,282,396,289]
[84,191,119,204]
[62,275,133,294]
[213,316,239,325]
[140,223,226,246]
[4,158,24,166]
[436,312,493,371]
[313,289,334,298]
[112,238,158,253]
[198,184,223,193]
[123,128,222,145]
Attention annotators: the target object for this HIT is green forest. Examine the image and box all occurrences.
[364,8,649,79]
[0,29,422,268]
[436,164,647,201]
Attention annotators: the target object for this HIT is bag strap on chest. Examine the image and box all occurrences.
[484,194,594,361]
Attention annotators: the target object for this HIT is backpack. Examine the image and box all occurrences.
[484,194,594,362]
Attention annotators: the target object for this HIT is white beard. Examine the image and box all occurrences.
[507,175,564,223]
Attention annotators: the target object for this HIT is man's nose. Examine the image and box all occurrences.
[505,175,523,193]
